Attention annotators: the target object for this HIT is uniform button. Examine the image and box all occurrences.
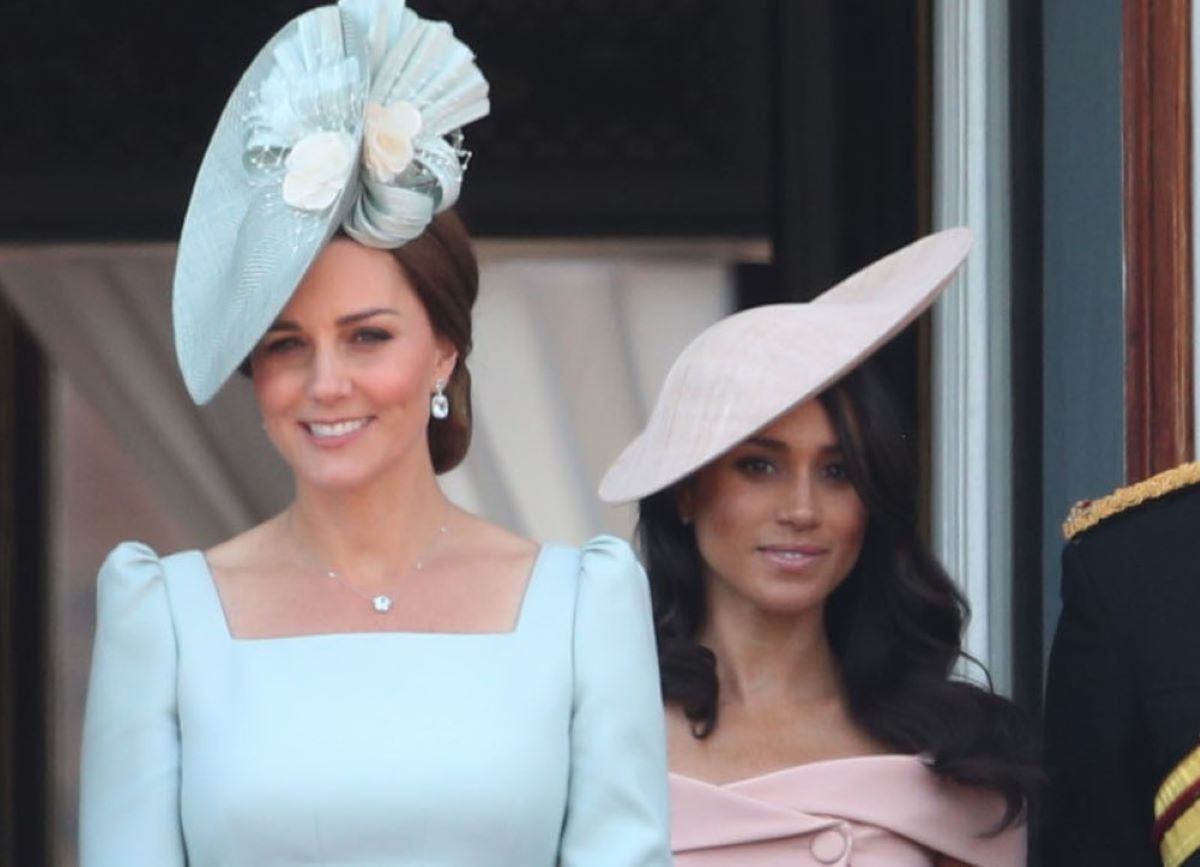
[810,827,848,863]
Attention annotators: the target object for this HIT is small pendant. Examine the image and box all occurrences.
[372,595,393,613]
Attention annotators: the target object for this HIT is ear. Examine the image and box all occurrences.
[432,334,458,387]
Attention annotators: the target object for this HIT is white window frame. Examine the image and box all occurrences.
[932,0,1014,692]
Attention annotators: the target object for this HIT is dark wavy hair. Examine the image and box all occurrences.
[636,361,1040,828]
[242,210,478,474]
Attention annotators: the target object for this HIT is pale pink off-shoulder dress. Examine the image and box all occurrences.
[671,754,1026,866]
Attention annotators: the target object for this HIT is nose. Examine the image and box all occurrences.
[306,344,351,402]
[777,474,819,529]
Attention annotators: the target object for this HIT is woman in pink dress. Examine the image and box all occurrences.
[600,229,1039,865]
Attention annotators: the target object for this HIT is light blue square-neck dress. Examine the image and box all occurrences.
[79,535,671,866]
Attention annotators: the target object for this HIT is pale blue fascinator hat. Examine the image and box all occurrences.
[173,0,490,404]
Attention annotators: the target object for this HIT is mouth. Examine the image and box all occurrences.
[301,416,373,443]
[757,545,827,571]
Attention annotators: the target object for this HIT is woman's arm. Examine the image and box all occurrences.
[558,536,672,866]
[79,542,186,866]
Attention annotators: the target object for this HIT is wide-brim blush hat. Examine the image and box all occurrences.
[173,0,489,404]
[598,227,973,504]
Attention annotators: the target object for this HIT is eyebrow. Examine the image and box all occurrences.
[744,436,844,455]
[264,307,401,332]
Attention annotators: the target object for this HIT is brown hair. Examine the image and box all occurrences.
[389,209,478,474]
[240,210,479,474]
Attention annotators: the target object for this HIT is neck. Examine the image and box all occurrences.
[285,451,451,581]
[699,584,843,712]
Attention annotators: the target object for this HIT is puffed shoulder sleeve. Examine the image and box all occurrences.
[79,542,185,867]
[559,535,672,866]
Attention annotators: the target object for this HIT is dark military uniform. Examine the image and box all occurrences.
[1044,464,1200,866]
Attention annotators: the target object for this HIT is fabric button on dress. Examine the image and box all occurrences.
[670,758,1027,865]
[810,827,848,863]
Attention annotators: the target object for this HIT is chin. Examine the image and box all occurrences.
[290,456,384,492]
[754,594,829,619]
[749,576,839,617]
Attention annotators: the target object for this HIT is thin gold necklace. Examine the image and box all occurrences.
[288,509,450,614]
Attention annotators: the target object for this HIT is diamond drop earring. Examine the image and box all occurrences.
[430,379,450,420]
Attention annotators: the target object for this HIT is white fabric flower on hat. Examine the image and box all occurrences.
[363,100,423,183]
[282,130,357,211]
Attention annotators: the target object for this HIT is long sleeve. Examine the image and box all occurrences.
[558,536,672,866]
[80,542,186,867]
[1043,540,1154,866]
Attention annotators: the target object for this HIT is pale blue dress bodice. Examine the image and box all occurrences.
[79,536,671,866]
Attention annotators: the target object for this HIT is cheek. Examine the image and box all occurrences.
[692,486,767,565]
[368,352,432,403]
[830,498,869,564]
[252,365,300,417]
[357,342,441,414]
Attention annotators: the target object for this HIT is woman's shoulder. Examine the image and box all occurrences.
[202,518,280,574]
[453,516,642,579]
[93,541,211,641]
[562,537,652,632]
[671,755,1024,863]
[577,533,640,566]
[100,522,267,608]
[449,514,649,613]
[97,541,202,594]
[532,533,645,588]
[451,512,540,575]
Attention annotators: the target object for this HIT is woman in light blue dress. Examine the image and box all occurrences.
[78,3,670,865]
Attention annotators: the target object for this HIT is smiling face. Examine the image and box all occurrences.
[250,238,457,492]
[680,398,869,621]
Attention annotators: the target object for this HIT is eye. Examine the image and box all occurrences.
[351,327,393,344]
[734,455,777,477]
[260,335,304,354]
[822,461,852,482]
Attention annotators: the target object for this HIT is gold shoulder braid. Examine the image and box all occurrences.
[1062,461,1200,541]
[1154,743,1200,867]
